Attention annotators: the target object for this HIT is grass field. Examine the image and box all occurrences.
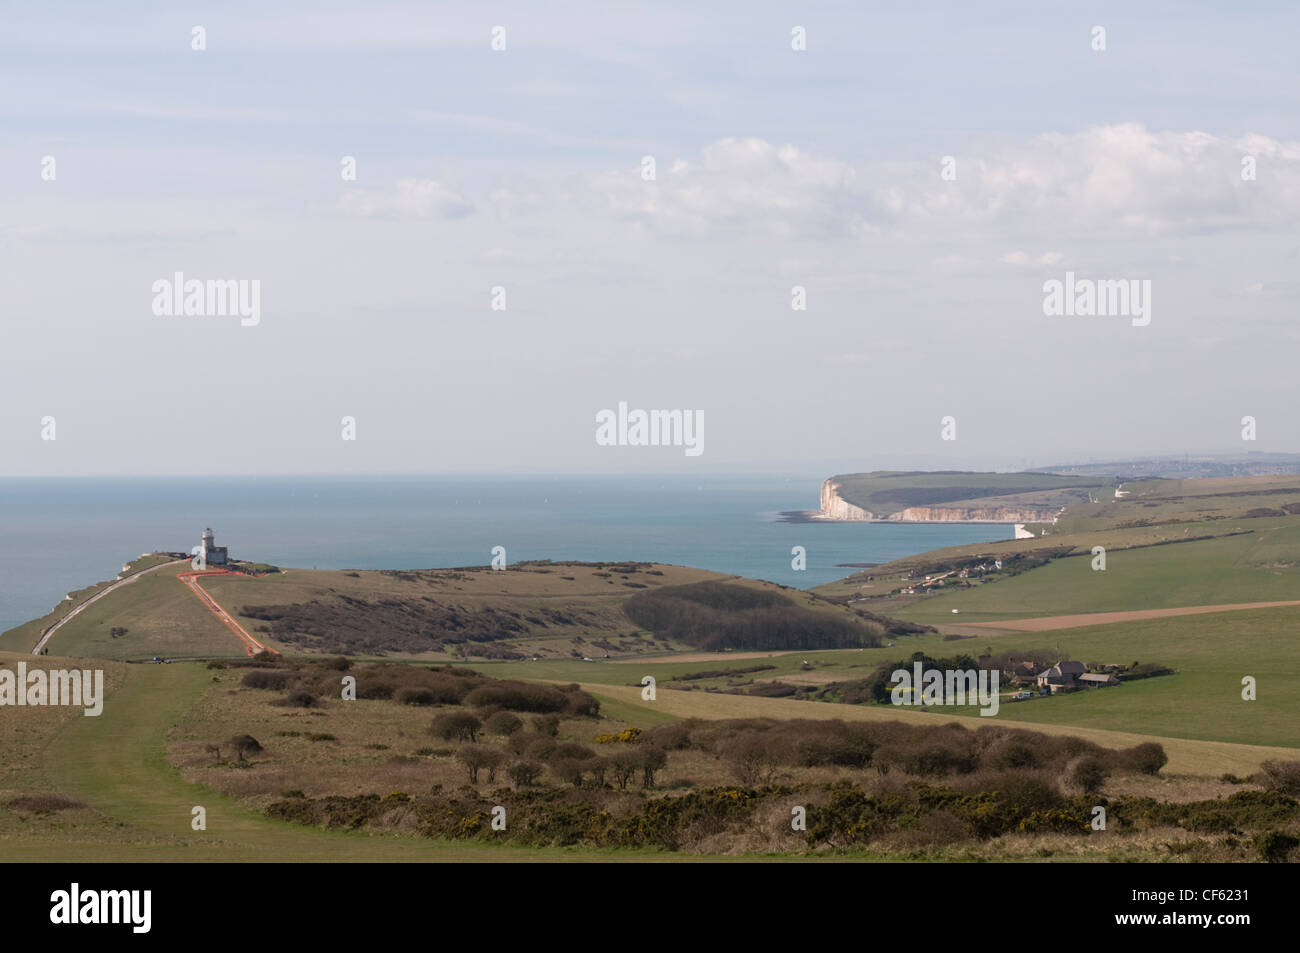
[3,643,1295,861]
[892,526,1300,623]
[0,655,712,862]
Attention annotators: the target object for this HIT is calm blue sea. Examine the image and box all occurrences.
[0,475,1010,632]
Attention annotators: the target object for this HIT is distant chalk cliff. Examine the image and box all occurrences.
[817,479,1059,524]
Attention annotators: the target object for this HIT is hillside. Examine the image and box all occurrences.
[2,559,918,663]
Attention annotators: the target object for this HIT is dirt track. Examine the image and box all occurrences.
[176,570,277,657]
[966,600,1300,632]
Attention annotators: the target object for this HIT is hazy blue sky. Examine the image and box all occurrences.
[2,1,1298,475]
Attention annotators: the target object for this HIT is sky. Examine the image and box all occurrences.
[2,1,1298,476]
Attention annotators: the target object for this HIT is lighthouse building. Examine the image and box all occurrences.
[200,527,229,566]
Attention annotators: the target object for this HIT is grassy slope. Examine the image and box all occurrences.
[0,554,178,654]
[3,650,1291,862]
[28,571,244,660]
[3,657,717,862]
[893,524,1300,623]
[23,561,872,663]
[465,604,1299,750]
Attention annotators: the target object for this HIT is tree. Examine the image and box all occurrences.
[485,711,524,737]
[458,745,501,785]
[640,746,667,788]
[507,760,542,787]
[608,750,640,790]
[720,733,776,785]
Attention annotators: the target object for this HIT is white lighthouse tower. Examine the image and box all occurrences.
[200,527,229,566]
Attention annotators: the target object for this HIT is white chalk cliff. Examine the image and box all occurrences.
[818,479,1060,523]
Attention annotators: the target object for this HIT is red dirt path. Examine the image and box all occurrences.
[176,569,277,657]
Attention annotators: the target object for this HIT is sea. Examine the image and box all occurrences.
[0,475,1011,632]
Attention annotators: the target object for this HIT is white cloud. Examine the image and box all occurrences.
[340,178,474,220]
[493,125,1300,241]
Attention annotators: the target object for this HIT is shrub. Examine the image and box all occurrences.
[532,714,561,737]
[720,733,779,785]
[358,682,395,700]
[282,690,317,708]
[508,760,543,787]
[430,711,482,743]
[242,671,292,690]
[550,758,588,786]
[608,750,641,790]
[1068,755,1109,794]
[640,746,667,788]
[8,795,86,813]
[1259,761,1300,795]
[399,689,437,706]
[1254,831,1300,863]
[229,735,263,757]
[988,741,1040,770]
[485,711,524,736]
[457,745,503,784]
[464,682,568,713]
[1126,743,1168,776]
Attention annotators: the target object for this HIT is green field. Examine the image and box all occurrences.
[893,524,1300,624]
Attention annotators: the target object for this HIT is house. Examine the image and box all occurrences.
[1008,660,1041,684]
[1078,673,1119,687]
[1036,660,1085,691]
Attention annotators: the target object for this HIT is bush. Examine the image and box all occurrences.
[640,746,667,788]
[430,711,482,743]
[229,734,263,756]
[1068,755,1109,794]
[1258,761,1300,796]
[457,745,503,784]
[1125,743,1168,776]
[1254,831,1300,863]
[8,795,86,813]
[242,671,292,690]
[358,682,395,700]
[282,690,317,708]
[608,750,641,790]
[485,711,524,736]
[399,689,437,706]
[508,760,543,787]
[532,714,561,737]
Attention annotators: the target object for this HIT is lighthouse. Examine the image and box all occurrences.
[200,527,229,566]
